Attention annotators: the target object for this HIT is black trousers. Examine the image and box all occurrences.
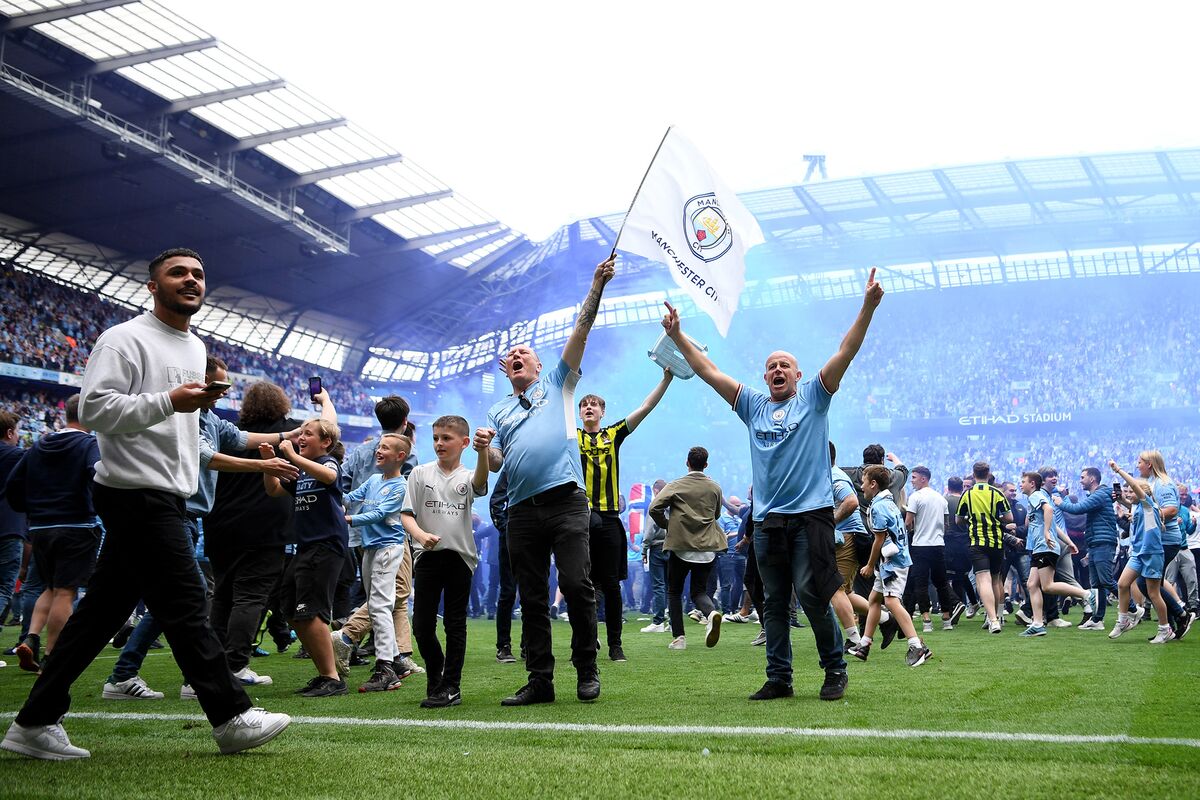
[506,488,596,686]
[903,545,960,616]
[589,512,627,648]
[667,553,716,637]
[743,541,765,617]
[412,549,473,693]
[17,485,251,728]
[208,544,285,672]
[493,530,522,650]
[261,552,294,647]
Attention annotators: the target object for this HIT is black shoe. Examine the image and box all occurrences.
[501,682,555,706]
[608,645,627,662]
[273,634,294,654]
[880,617,899,650]
[111,618,136,649]
[293,646,310,660]
[577,667,601,702]
[1173,611,1195,641]
[349,651,369,667]
[748,680,794,701]
[300,676,348,697]
[820,670,848,701]
[487,612,496,620]
[848,640,871,661]
[15,633,40,673]
[949,602,966,626]
[293,675,324,694]
[358,662,403,693]
[148,638,164,650]
[496,645,517,664]
[788,615,805,629]
[519,647,526,661]
[421,685,462,708]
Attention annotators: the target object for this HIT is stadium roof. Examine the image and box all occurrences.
[3,2,1200,384]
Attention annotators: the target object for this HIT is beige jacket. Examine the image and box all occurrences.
[648,471,726,553]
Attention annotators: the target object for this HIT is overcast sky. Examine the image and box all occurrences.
[169,1,1200,240]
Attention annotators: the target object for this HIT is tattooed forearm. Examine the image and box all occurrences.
[575,283,603,335]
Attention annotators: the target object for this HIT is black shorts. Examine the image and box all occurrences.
[31,525,101,590]
[589,511,628,583]
[1031,551,1060,571]
[969,544,1005,575]
[281,542,344,623]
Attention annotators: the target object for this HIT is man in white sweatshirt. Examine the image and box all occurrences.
[2,248,290,761]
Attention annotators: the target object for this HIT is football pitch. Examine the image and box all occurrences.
[1,615,1197,799]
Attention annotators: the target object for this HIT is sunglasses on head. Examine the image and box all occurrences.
[517,395,532,410]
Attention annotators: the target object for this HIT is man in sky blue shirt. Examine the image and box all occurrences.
[482,255,615,707]
[660,267,884,702]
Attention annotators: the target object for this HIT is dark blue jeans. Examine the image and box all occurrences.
[17,557,45,642]
[0,537,23,624]
[1087,543,1117,622]
[753,510,846,685]
[719,551,747,613]
[646,543,669,624]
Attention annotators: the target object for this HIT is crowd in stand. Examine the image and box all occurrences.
[0,268,377,415]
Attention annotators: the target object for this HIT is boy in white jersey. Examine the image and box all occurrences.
[340,433,412,693]
[402,416,491,707]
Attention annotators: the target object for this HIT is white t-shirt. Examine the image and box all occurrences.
[907,486,948,547]
[402,462,482,572]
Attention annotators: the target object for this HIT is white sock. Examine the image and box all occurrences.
[907,636,922,648]
[1159,624,1171,631]
[845,626,860,644]
[860,635,872,646]
[880,609,892,624]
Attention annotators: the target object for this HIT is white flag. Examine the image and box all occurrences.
[615,128,764,337]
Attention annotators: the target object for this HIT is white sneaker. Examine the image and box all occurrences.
[640,621,667,633]
[559,611,570,622]
[394,655,426,676]
[964,603,978,619]
[1048,618,1073,628]
[667,636,686,650]
[233,667,273,686]
[330,630,352,677]
[1149,627,1175,645]
[1077,619,1099,630]
[747,610,760,623]
[1133,606,1147,625]
[704,611,722,648]
[724,613,748,624]
[942,621,955,631]
[1109,618,1134,639]
[989,620,1002,634]
[211,707,291,755]
[688,609,704,624]
[180,684,198,700]
[102,675,164,700]
[750,628,767,646]
[1084,589,1097,615]
[1015,609,1033,625]
[922,621,933,633]
[1,720,90,760]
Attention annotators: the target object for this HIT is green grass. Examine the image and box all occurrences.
[2,614,1198,799]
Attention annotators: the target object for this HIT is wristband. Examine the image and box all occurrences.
[278,432,284,445]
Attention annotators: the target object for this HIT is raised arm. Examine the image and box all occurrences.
[471,428,494,496]
[625,369,673,432]
[258,443,289,497]
[207,451,299,480]
[661,301,740,407]
[1109,460,1145,502]
[561,255,616,371]
[314,387,337,424]
[278,439,337,485]
[819,267,884,394]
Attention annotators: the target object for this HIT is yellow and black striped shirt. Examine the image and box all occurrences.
[956,483,1011,549]
[577,420,631,513]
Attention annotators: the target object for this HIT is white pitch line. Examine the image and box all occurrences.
[7,711,1199,749]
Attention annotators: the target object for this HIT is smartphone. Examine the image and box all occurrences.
[308,376,322,403]
[1112,481,1121,498]
[203,380,232,393]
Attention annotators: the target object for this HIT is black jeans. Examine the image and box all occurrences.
[506,487,596,685]
[262,552,294,647]
[412,549,473,693]
[208,544,285,672]
[492,530,522,650]
[17,485,251,728]
[904,545,960,616]
[589,512,627,648]
[743,541,764,617]
[667,553,716,637]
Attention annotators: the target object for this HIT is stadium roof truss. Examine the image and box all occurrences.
[4,2,1200,387]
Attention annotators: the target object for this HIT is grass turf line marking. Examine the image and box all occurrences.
[9,711,1199,749]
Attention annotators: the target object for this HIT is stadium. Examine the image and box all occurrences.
[0,2,1197,797]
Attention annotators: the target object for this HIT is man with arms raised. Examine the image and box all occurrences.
[482,256,615,706]
[660,268,884,701]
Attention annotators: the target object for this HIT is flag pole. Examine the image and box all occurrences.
[610,125,673,259]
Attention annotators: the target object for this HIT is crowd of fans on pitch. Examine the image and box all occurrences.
[0,268,376,416]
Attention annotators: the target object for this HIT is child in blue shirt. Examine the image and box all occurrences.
[1108,460,1172,642]
[1018,472,1089,637]
[340,432,412,692]
[848,465,930,667]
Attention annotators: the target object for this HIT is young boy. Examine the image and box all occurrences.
[402,416,491,707]
[1019,471,1089,637]
[340,433,413,692]
[849,465,932,667]
[260,417,349,697]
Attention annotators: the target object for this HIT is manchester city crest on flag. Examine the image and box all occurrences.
[683,193,733,263]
